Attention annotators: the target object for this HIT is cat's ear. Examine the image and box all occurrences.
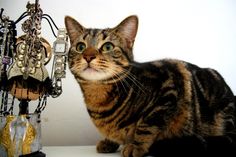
[114,15,138,48]
[65,16,85,43]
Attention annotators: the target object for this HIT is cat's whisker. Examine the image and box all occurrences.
[106,66,130,94]
[116,66,147,94]
[125,70,147,93]
[111,66,145,95]
[109,67,139,91]
[99,67,121,96]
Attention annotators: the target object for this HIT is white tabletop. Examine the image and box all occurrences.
[43,146,120,157]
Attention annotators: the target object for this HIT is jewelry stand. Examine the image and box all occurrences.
[0,1,68,156]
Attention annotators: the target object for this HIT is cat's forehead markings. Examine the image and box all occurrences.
[101,29,109,40]
[83,29,100,46]
[83,33,89,40]
[90,29,99,37]
[85,29,109,47]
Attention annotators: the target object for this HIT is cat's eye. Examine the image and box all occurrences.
[101,42,114,52]
[76,42,86,52]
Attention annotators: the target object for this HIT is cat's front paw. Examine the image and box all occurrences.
[96,139,119,153]
[122,144,146,157]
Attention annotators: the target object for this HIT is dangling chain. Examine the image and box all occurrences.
[35,94,47,113]
[0,10,16,82]
[17,2,44,80]
[0,13,15,71]
[0,9,16,116]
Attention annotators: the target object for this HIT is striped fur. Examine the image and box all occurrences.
[65,15,236,157]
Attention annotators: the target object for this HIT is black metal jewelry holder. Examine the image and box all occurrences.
[20,151,46,157]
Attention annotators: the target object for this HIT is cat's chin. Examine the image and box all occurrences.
[79,68,111,81]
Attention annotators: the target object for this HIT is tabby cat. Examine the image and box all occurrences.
[65,15,236,157]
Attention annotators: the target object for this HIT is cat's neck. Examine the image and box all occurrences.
[79,82,118,111]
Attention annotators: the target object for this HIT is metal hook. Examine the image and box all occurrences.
[0,8,4,21]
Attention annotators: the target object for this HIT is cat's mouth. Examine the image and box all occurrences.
[83,67,98,73]
[79,65,111,81]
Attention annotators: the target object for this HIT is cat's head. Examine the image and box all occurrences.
[65,15,138,82]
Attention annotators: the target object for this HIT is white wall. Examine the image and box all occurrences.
[1,0,236,146]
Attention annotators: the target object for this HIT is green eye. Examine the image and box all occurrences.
[76,42,86,52]
[102,42,114,52]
